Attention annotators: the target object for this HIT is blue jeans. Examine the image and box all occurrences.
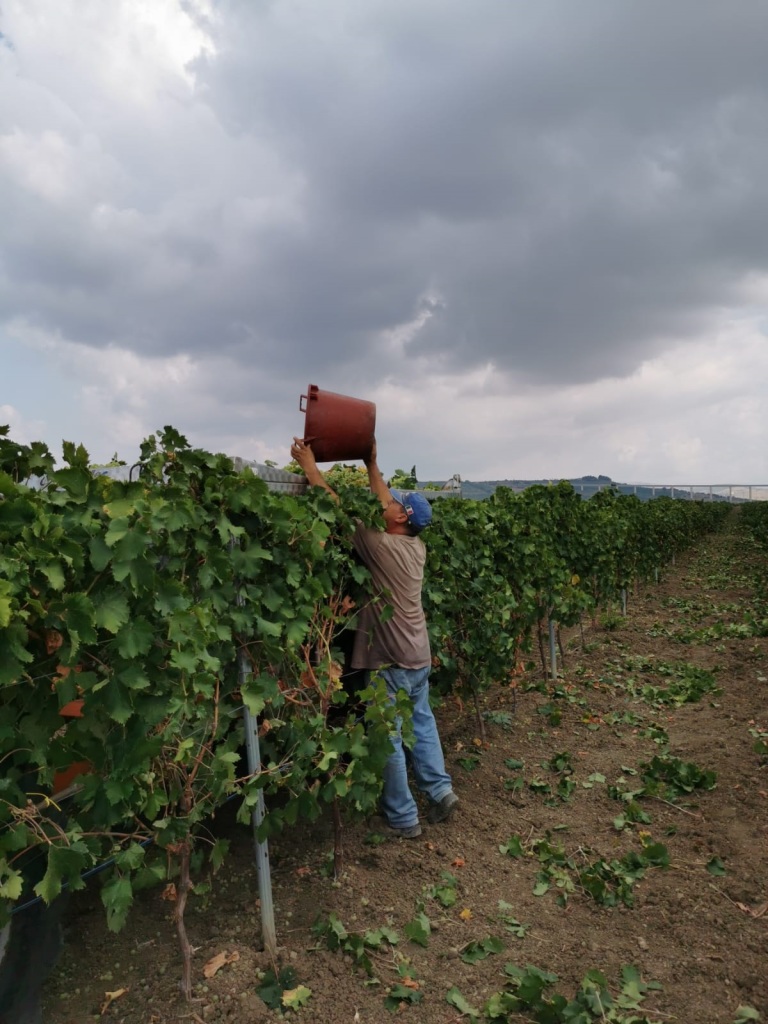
[379,666,453,829]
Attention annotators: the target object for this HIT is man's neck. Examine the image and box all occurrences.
[385,523,411,536]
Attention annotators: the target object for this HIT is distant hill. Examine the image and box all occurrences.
[422,476,734,503]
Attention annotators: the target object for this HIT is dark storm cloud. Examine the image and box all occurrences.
[2,0,768,387]
[187,0,768,382]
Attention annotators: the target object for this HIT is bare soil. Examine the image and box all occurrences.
[42,516,768,1024]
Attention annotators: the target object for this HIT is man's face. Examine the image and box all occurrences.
[383,498,408,531]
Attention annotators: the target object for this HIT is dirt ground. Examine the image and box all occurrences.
[42,513,768,1024]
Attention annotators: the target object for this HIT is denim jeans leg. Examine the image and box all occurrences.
[404,667,453,803]
[380,667,452,825]
[379,674,420,829]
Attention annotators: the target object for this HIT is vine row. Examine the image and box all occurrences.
[0,425,730,972]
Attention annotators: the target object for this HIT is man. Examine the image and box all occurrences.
[290,437,458,838]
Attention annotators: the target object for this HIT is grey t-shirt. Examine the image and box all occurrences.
[350,524,431,671]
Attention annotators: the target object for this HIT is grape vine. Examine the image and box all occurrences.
[0,424,731,996]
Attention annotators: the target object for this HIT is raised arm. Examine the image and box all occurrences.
[290,438,339,503]
[363,439,393,510]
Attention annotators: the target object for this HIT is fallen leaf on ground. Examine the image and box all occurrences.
[281,985,312,1009]
[452,857,466,868]
[203,950,240,978]
[100,988,128,1014]
[400,977,420,990]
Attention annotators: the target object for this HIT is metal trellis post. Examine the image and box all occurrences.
[238,646,277,956]
[548,619,557,680]
[227,458,313,957]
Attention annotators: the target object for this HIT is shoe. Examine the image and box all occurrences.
[368,815,422,839]
[426,791,459,824]
[390,822,422,839]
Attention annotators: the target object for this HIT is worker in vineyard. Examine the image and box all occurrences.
[290,436,458,838]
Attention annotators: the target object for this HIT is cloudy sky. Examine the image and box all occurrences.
[2,0,767,485]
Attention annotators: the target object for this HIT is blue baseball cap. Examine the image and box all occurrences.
[389,489,433,533]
